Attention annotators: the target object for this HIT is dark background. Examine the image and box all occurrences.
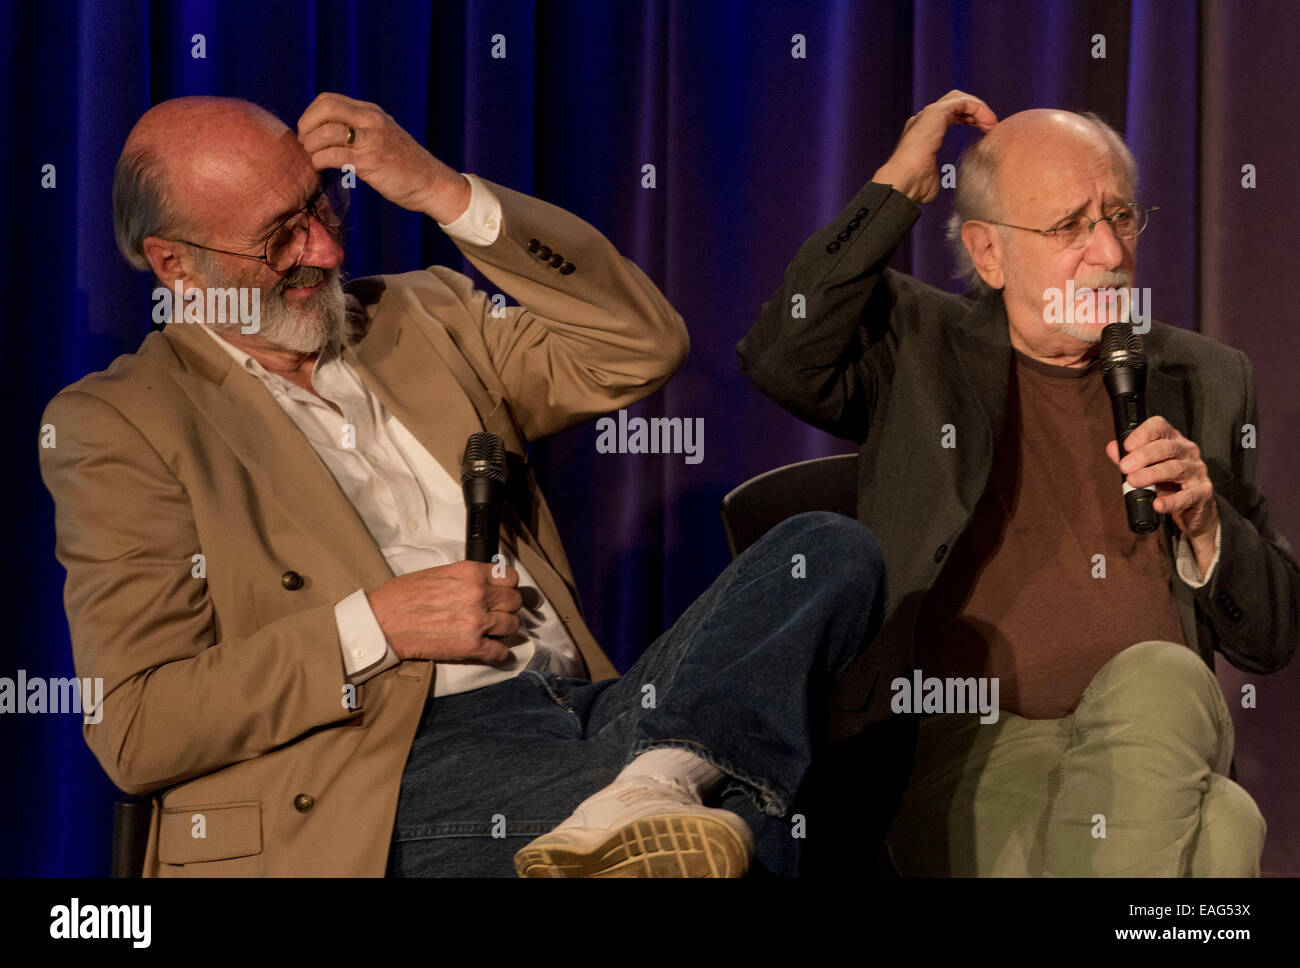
[5,0,1297,876]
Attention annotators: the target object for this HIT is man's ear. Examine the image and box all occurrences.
[961,221,1005,290]
[141,236,194,289]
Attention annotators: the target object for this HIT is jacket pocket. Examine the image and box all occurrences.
[158,800,262,865]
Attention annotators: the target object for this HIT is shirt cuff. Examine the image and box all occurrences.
[437,173,502,246]
[1173,521,1222,589]
[335,588,400,684]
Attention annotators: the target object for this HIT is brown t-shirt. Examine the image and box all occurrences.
[913,348,1185,719]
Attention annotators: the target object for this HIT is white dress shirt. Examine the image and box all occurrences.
[198,174,583,696]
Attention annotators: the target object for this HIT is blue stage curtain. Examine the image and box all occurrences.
[8,0,1299,875]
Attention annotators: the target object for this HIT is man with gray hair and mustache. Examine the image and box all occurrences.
[739,91,1298,876]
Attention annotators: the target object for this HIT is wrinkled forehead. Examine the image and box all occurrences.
[998,133,1132,220]
[177,127,320,237]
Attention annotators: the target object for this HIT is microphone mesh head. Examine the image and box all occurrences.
[1100,323,1145,372]
[461,432,507,483]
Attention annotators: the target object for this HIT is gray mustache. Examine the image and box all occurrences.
[280,265,328,291]
[1078,272,1133,290]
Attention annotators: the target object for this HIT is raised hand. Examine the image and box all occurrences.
[297,92,472,223]
[872,89,998,204]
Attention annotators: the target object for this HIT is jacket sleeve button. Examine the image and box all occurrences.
[538,245,553,260]
[549,253,564,268]
[527,239,540,253]
[559,262,576,275]
[934,545,948,563]
[826,241,840,254]
[281,570,304,590]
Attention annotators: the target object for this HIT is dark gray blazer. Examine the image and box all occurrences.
[738,181,1299,740]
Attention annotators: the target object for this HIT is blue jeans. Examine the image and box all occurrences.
[387,511,888,877]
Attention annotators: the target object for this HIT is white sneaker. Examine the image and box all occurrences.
[513,775,754,878]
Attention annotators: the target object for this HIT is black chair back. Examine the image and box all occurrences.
[720,453,858,557]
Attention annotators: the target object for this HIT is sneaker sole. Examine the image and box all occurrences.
[514,813,751,878]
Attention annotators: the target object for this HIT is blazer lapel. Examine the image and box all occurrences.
[945,291,1013,514]
[340,281,485,486]
[341,277,549,548]
[164,321,395,593]
[1139,329,1201,646]
[1144,359,1189,441]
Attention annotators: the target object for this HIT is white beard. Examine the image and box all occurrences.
[199,261,345,354]
[1054,318,1104,344]
[1006,256,1133,346]
[254,267,346,353]
[1061,273,1135,343]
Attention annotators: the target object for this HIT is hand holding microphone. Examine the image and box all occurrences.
[1100,323,1219,556]
[1100,323,1158,534]
[362,432,520,663]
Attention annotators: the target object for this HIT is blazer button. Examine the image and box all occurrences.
[1218,591,1243,622]
[934,544,948,563]
[826,241,840,254]
[293,793,315,813]
[281,570,304,590]
[537,245,553,260]
[549,253,564,268]
[527,239,540,253]
[559,262,576,275]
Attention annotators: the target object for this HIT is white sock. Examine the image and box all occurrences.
[615,748,726,799]
[551,749,732,832]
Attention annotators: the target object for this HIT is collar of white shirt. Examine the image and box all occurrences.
[194,320,344,389]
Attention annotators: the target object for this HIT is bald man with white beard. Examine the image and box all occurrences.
[739,91,1299,876]
[40,93,897,878]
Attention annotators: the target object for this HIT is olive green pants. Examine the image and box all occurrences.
[884,641,1266,877]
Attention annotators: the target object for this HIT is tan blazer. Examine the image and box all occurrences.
[38,179,688,876]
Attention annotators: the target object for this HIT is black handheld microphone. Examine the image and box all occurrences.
[1100,322,1159,534]
[461,432,508,562]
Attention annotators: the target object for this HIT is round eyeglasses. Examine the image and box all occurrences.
[982,202,1158,250]
[168,171,351,272]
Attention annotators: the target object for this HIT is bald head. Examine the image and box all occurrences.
[980,108,1127,158]
[983,109,1135,215]
[126,96,284,156]
[113,97,316,271]
[946,108,1137,288]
